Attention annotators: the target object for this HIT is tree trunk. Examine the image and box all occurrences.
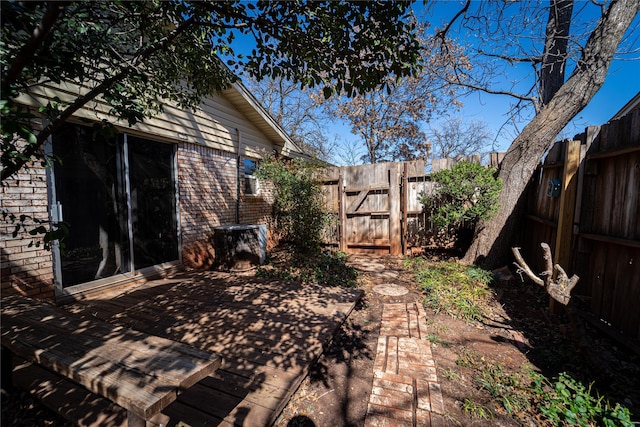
[463,0,640,268]
[540,0,573,106]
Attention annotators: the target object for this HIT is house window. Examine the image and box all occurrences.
[244,158,260,196]
[51,124,178,288]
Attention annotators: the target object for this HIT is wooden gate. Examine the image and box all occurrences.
[322,160,426,255]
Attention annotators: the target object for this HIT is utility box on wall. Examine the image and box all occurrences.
[547,179,562,198]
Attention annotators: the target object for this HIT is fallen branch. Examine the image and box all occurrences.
[512,243,579,305]
[511,243,597,368]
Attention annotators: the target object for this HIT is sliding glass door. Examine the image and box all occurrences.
[51,124,178,288]
[128,135,178,269]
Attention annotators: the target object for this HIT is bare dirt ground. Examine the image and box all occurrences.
[3,251,639,427]
[274,252,640,427]
[273,254,421,427]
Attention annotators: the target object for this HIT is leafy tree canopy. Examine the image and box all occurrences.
[1,0,422,181]
[321,20,466,164]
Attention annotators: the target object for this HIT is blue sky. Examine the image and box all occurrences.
[231,2,640,163]
[427,59,640,154]
[417,1,640,154]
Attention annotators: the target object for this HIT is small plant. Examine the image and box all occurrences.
[255,156,333,254]
[466,362,634,427]
[312,250,359,287]
[442,412,462,426]
[474,363,531,415]
[456,347,481,368]
[425,319,449,335]
[406,259,494,322]
[442,368,460,381]
[532,372,633,427]
[426,333,451,347]
[462,398,493,420]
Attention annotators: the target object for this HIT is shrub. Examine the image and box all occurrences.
[531,372,633,427]
[473,364,633,426]
[255,156,332,253]
[405,258,494,322]
[420,161,502,236]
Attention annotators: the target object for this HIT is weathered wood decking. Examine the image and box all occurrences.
[11,270,362,426]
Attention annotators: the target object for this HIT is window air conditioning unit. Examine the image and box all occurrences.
[245,175,260,196]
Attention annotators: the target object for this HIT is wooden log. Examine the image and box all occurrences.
[512,243,578,306]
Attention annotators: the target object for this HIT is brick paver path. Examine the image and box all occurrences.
[364,303,445,427]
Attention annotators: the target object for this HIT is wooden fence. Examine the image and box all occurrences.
[522,108,640,341]
[321,155,499,255]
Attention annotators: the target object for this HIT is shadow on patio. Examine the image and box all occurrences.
[12,269,362,427]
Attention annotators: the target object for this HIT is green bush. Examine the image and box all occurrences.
[469,362,633,426]
[532,372,633,427]
[420,161,502,231]
[255,156,332,253]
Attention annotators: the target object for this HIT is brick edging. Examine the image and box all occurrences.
[365,303,445,427]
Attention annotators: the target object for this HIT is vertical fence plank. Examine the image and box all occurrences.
[554,139,581,269]
[490,152,505,168]
[550,139,581,312]
[389,164,401,255]
[402,162,409,255]
[338,174,346,252]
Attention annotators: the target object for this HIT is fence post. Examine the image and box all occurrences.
[551,138,581,312]
[338,173,346,252]
[389,164,401,255]
[402,162,409,255]
[490,152,505,168]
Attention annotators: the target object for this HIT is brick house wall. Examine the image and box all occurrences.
[178,142,276,269]
[1,151,55,299]
[240,180,275,240]
[2,82,298,298]
[1,138,280,297]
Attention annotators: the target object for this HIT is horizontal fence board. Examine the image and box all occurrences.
[523,108,640,343]
[321,158,500,254]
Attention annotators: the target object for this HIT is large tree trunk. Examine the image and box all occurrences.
[463,0,640,268]
[539,0,573,106]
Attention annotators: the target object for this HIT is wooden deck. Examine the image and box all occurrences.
[11,270,362,427]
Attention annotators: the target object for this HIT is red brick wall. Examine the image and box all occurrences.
[177,142,276,268]
[0,139,279,294]
[0,158,55,300]
[240,180,278,249]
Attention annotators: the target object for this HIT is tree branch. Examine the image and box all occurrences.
[512,243,579,306]
[478,50,542,64]
[451,78,538,104]
[2,15,199,182]
[3,2,67,90]
[511,246,544,285]
[436,0,470,41]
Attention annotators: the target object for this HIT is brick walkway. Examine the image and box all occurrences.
[364,303,445,427]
